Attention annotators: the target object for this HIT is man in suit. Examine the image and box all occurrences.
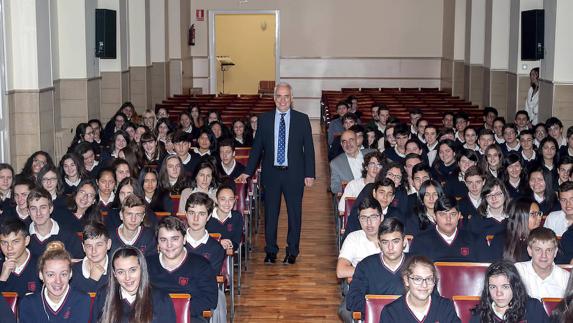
[330,130,364,195]
[237,82,315,265]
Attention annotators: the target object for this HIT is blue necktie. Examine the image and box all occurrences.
[277,113,286,165]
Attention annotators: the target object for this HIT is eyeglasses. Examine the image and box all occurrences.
[408,276,436,286]
[368,162,383,169]
[387,173,402,181]
[41,177,58,183]
[486,192,504,200]
[359,214,381,223]
[77,190,96,199]
[33,158,47,166]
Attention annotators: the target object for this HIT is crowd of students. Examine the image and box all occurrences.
[331,94,573,322]
[0,101,255,322]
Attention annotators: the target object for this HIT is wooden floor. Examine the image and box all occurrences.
[233,131,341,322]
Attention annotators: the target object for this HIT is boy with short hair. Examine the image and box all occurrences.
[26,188,84,258]
[545,181,573,236]
[147,216,218,320]
[109,194,156,256]
[71,222,112,293]
[515,227,569,299]
[172,130,200,178]
[0,219,41,295]
[217,139,246,186]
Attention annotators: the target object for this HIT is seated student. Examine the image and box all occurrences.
[477,128,496,157]
[480,197,542,263]
[337,197,383,282]
[0,164,14,211]
[139,168,172,213]
[557,156,573,187]
[26,188,84,258]
[0,291,15,323]
[382,163,410,216]
[423,125,439,165]
[384,124,410,164]
[410,196,480,262]
[338,151,384,214]
[514,227,570,300]
[444,149,479,200]
[528,167,560,215]
[346,218,408,318]
[92,246,176,323]
[545,181,573,236]
[18,242,91,323]
[1,175,35,225]
[519,129,539,172]
[158,154,189,197]
[110,194,156,257]
[405,180,445,236]
[105,177,158,230]
[406,163,431,208]
[206,185,244,251]
[183,192,225,272]
[500,123,522,156]
[172,130,200,178]
[470,261,550,323]
[454,112,470,146]
[217,138,246,186]
[379,256,460,322]
[52,179,102,233]
[147,216,218,321]
[96,168,116,213]
[178,161,220,213]
[71,222,112,294]
[328,113,359,161]
[0,219,41,295]
[74,141,102,179]
[430,140,459,185]
[501,153,530,199]
[466,177,510,236]
[345,178,404,235]
[58,153,88,196]
[457,166,485,226]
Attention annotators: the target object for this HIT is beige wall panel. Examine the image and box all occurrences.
[453,60,465,98]
[87,77,101,120]
[469,65,484,108]
[554,84,573,129]
[538,79,554,124]
[489,70,509,119]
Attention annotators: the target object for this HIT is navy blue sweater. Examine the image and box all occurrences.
[379,293,461,322]
[206,211,244,251]
[18,287,91,323]
[469,297,549,322]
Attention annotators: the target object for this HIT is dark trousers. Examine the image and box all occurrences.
[263,169,304,256]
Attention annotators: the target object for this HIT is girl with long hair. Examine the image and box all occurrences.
[470,261,548,322]
[36,165,66,207]
[93,246,176,323]
[58,153,88,196]
[140,132,165,168]
[406,179,445,236]
[18,242,91,322]
[379,255,460,322]
[537,136,560,183]
[467,177,510,236]
[528,167,560,215]
[501,153,529,199]
[231,119,252,148]
[20,151,55,181]
[157,155,188,195]
[54,179,101,233]
[431,139,459,185]
[97,168,116,212]
[154,118,172,143]
[178,161,220,213]
[480,144,504,178]
[138,168,171,213]
[190,105,204,129]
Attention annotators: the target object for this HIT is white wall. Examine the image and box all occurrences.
[128,0,150,66]
[149,0,167,62]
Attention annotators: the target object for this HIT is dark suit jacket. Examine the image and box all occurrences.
[245,109,315,185]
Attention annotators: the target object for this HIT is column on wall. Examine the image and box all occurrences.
[5,0,55,169]
[98,0,129,123]
[52,0,100,134]
[483,0,510,118]
[507,0,542,118]
[464,0,486,108]
[167,0,182,96]
[128,0,152,113]
[538,0,573,128]
[442,0,467,98]
[149,0,169,106]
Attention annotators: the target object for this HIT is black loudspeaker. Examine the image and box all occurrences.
[95,9,116,59]
[521,9,544,60]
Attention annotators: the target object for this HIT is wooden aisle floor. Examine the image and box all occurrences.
[233,132,340,322]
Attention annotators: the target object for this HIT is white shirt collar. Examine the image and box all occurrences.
[81,255,109,279]
[181,153,192,165]
[117,224,142,246]
[100,191,115,205]
[193,148,210,156]
[506,142,521,151]
[64,177,81,187]
[221,160,236,175]
[87,160,99,172]
[533,193,545,204]
[436,227,457,244]
[183,125,193,133]
[211,207,232,221]
[16,207,30,221]
[469,195,481,209]
[14,249,31,275]
[44,285,70,311]
[522,150,536,161]
[121,288,136,304]
[29,219,60,242]
[159,248,187,271]
[394,146,406,158]
[185,229,210,248]
[427,141,438,151]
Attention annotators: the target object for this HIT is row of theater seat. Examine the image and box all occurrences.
[355,294,562,323]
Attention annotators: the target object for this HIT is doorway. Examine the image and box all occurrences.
[209,11,279,94]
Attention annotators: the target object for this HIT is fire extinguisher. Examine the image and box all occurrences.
[188,24,195,46]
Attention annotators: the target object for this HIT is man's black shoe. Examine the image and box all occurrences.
[264,253,276,264]
[283,254,296,265]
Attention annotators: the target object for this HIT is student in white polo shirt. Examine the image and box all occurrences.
[544,181,573,236]
[515,227,570,300]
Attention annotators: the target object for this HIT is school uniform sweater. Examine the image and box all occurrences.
[379,293,461,323]
[206,211,244,251]
[18,287,91,323]
[409,228,481,262]
[469,297,549,323]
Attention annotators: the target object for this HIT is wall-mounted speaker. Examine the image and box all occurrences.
[95,9,116,59]
[521,9,544,60]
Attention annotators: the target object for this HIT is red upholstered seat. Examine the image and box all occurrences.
[362,294,400,323]
[453,296,479,323]
[2,292,17,315]
[170,293,192,323]
[235,147,251,158]
[542,298,562,317]
[435,262,489,298]
[170,195,181,214]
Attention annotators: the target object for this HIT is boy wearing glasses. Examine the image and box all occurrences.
[410,196,480,262]
[26,188,83,258]
[515,227,569,299]
[110,194,156,256]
